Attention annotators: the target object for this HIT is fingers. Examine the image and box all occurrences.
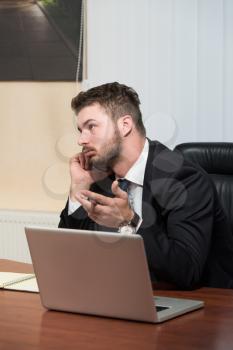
[76,192,105,221]
[76,182,128,209]
[75,192,97,213]
[111,180,128,199]
[79,190,112,206]
[75,186,131,228]
[82,150,96,170]
[70,153,84,169]
[70,150,96,170]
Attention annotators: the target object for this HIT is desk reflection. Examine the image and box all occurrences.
[38,307,212,350]
[39,310,159,350]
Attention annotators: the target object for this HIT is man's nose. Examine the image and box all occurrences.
[78,132,88,146]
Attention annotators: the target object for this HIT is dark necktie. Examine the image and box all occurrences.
[118,179,129,192]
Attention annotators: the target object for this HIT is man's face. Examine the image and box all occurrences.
[77,103,122,171]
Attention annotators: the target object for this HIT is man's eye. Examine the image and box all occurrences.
[88,124,96,130]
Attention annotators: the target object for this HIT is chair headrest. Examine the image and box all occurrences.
[174,143,233,175]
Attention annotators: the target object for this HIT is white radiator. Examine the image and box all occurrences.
[0,210,60,263]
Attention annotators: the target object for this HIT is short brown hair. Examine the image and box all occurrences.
[71,82,146,136]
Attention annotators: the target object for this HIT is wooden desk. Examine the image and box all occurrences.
[0,259,233,350]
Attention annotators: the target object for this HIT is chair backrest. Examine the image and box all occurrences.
[174,142,233,234]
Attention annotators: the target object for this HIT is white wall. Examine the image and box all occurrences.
[85,0,233,147]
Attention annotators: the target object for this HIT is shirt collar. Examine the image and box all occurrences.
[124,138,149,186]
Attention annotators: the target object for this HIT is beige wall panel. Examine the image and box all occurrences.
[0,82,81,213]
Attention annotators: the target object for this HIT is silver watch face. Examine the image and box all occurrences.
[119,225,135,235]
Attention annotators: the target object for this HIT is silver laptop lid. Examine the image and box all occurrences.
[25,227,158,322]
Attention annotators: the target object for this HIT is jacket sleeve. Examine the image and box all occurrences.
[141,166,215,289]
[58,200,96,230]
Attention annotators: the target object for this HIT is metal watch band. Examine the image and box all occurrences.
[129,211,140,228]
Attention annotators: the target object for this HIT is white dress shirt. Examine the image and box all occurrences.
[68,139,149,229]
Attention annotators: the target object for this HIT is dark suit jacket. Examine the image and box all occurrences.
[59,140,233,289]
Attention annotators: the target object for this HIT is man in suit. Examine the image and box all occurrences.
[59,82,233,289]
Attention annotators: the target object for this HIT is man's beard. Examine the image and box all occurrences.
[90,130,122,172]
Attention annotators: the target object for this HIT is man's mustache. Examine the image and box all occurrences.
[82,147,96,153]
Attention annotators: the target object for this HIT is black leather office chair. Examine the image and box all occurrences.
[174,142,233,234]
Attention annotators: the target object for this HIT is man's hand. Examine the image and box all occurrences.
[75,180,133,228]
[69,150,110,202]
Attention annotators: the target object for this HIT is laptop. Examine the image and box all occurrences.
[25,227,204,323]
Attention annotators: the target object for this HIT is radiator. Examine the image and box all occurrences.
[0,209,60,263]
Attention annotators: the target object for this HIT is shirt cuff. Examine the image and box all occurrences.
[68,197,81,215]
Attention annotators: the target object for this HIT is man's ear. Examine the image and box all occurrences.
[117,115,133,136]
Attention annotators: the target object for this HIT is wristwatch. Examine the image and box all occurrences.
[118,211,140,235]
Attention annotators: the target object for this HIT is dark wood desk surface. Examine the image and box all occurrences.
[0,259,233,350]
